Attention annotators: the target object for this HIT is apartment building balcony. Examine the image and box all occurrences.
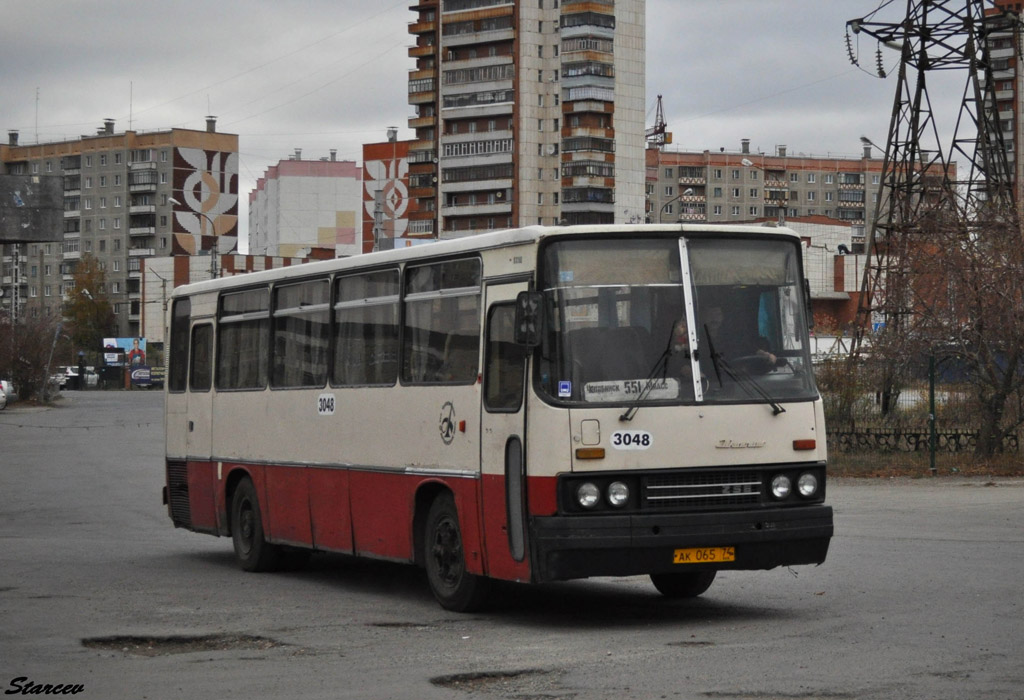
[128,247,155,257]
[129,181,157,193]
[129,226,156,237]
[764,179,788,189]
[409,90,437,105]
[678,204,707,222]
[129,204,156,214]
[442,29,514,48]
[442,178,512,193]
[64,209,81,218]
[440,201,511,218]
[409,44,436,58]
[62,250,81,261]
[1,275,12,285]
[63,187,81,197]
[129,161,157,171]
[128,269,141,279]
[678,176,705,186]
[408,19,437,35]
[408,115,435,129]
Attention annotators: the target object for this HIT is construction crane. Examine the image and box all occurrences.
[845,0,1020,357]
[646,94,670,149]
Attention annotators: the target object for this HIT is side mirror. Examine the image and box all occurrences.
[514,291,543,347]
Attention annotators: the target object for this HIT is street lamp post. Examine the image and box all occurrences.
[169,197,218,279]
[658,188,694,223]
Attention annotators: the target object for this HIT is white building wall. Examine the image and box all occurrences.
[614,0,647,224]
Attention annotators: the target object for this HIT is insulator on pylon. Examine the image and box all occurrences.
[876,46,887,78]
[846,30,858,66]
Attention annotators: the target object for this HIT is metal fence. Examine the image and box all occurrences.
[815,354,1021,473]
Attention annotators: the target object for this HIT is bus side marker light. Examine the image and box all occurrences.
[459,420,466,433]
[575,448,605,460]
[793,439,816,451]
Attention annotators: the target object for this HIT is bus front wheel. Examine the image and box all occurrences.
[650,571,716,598]
[230,477,281,572]
[424,493,489,612]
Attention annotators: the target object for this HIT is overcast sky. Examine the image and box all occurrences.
[2,0,966,242]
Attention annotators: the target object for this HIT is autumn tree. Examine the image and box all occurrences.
[64,254,116,360]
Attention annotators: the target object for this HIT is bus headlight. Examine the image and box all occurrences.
[576,483,601,509]
[770,474,792,499]
[797,472,819,497]
[607,481,630,507]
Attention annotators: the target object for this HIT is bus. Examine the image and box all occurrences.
[163,224,833,611]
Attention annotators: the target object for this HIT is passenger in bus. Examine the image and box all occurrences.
[665,318,697,399]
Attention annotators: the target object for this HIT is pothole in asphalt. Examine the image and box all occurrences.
[82,634,282,657]
[431,668,571,698]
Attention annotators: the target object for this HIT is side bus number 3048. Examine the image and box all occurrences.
[317,393,336,416]
[610,430,652,450]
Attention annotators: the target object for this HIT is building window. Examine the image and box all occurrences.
[807,173,816,183]
[664,168,673,178]
[732,188,740,197]
[732,169,740,179]
[807,191,816,201]
[114,153,122,164]
[713,169,722,179]
[85,156,92,167]
[750,170,758,180]
[114,174,121,186]
[825,192,834,202]
[85,177,93,188]
[713,205,722,215]
[825,174,834,184]
[750,206,759,216]
[872,175,880,184]
[790,173,799,182]
[100,197,107,208]
[749,188,758,197]
[100,155,107,166]
[713,187,722,197]
[731,206,740,216]
[114,196,121,207]
[665,186,674,196]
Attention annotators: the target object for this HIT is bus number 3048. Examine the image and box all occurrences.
[317,393,336,416]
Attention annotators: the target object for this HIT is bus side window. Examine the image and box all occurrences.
[484,305,526,411]
[168,298,191,392]
[189,323,213,392]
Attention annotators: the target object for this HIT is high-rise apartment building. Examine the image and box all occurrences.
[0,118,238,337]
[407,0,645,238]
[646,141,886,250]
[248,149,362,258]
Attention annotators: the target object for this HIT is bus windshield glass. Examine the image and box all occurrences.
[536,236,817,406]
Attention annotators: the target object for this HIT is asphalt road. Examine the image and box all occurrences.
[1,391,1021,700]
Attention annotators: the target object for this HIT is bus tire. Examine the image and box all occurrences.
[650,571,716,598]
[230,477,281,572]
[424,493,489,612]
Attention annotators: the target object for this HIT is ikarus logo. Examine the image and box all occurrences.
[439,401,456,445]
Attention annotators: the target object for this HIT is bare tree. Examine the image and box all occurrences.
[0,314,66,401]
[892,202,1024,456]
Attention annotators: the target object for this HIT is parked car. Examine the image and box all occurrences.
[52,366,99,390]
[1,379,14,401]
[0,386,6,410]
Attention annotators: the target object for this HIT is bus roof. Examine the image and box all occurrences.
[170,223,802,298]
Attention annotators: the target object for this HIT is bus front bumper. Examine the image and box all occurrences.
[529,505,833,582]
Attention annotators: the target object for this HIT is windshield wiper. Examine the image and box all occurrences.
[619,329,676,422]
[704,324,785,416]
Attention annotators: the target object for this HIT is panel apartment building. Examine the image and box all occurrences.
[646,140,886,250]
[406,0,646,238]
[0,119,238,337]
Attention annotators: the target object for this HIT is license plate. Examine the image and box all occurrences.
[672,547,735,564]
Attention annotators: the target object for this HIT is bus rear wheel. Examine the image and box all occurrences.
[650,571,717,598]
[230,477,282,572]
[424,493,489,612]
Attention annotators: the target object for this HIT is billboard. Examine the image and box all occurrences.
[103,337,147,367]
[0,174,64,243]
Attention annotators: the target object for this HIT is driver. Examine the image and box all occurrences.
[703,305,783,371]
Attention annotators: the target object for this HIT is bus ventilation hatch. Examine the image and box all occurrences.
[166,460,192,528]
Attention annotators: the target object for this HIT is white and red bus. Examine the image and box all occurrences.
[163,224,833,610]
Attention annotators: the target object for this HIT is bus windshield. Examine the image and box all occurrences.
[536,236,817,406]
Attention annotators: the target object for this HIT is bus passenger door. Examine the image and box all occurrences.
[479,283,531,581]
[185,322,214,462]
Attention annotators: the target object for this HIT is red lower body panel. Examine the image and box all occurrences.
[178,459,556,583]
